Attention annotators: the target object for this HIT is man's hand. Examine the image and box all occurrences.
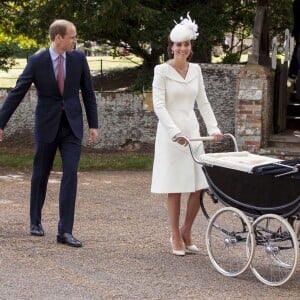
[0,129,3,142]
[88,128,98,145]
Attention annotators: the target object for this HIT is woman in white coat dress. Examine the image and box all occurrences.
[151,13,223,256]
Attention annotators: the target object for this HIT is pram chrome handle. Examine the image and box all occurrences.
[273,163,300,177]
[174,133,239,164]
[224,133,239,152]
[189,136,215,141]
[188,133,239,152]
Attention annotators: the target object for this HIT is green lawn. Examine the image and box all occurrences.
[0,55,142,88]
[0,148,153,171]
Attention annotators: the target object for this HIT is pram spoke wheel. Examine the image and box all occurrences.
[250,214,298,286]
[206,207,254,277]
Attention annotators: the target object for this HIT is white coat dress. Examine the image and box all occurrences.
[151,62,221,193]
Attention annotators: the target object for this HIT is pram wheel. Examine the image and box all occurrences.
[206,207,254,277]
[250,214,298,286]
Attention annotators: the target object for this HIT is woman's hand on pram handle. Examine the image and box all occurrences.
[172,133,189,146]
[211,132,224,142]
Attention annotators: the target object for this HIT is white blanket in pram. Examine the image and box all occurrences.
[198,151,282,173]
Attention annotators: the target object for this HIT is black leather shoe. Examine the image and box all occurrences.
[57,233,82,247]
[30,224,45,236]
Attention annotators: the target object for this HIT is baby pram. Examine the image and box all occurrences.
[185,134,300,286]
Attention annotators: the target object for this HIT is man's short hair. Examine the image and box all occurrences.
[49,19,75,41]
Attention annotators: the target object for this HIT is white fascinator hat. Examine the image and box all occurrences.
[169,12,199,43]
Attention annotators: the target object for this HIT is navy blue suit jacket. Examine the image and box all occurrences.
[0,49,98,143]
[292,0,300,39]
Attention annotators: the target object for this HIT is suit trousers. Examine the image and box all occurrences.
[30,111,82,234]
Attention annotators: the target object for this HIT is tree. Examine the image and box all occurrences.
[268,0,293,41]
[216,0,293,64]
[11,0,234,88]
[0,2,17,71]
[2,0,295,88]
[0,1,38,71]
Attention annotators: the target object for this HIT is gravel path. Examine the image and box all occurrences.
[0,170,299,299]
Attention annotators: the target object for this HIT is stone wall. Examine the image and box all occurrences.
[0,64,242,152]
[200,64,242,152]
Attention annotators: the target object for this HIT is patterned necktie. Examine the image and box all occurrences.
[57,55,64,95]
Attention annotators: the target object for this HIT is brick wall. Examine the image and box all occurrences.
[0,64,243,152]
[235,64,274,152]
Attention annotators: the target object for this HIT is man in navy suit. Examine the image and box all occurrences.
[0,19,99,247]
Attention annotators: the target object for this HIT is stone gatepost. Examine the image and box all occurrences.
[235,64,274,152]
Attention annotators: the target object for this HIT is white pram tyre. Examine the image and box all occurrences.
[206,207,255,277]
[250,214,298,286]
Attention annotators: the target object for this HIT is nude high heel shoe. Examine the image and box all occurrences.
[180,232,200,254]
[170,237,185,256]
[185,244,200,254]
